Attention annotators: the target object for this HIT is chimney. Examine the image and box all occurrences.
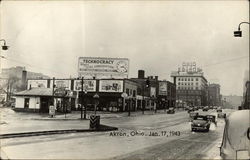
[155,76,158,80]
[138,70,145,79]
[22,70,27,90]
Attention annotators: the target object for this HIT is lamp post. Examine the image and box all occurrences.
[81,77,88,120]
[93,93,99,115]
[234,22,250,109]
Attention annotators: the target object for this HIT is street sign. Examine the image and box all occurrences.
[54,88,67,97]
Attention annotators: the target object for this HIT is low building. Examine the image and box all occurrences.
[13,88,74,113]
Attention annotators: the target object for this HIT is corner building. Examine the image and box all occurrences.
[171,62,208,106]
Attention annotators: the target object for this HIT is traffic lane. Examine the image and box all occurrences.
[112,120,225,160]
[101,111,190,130]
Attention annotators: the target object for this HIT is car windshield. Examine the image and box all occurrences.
[194,116,207,120]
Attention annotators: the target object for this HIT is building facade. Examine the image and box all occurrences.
[171,62,208,106]
[207,83,221,106]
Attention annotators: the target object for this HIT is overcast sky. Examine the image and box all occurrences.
[0,0,249,96]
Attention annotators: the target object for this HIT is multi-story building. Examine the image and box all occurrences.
[207,83,221,106]
[171,62,208,106]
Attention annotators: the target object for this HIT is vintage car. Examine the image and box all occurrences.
[206,115,217,126]
[191,115,210,132]
[219,110,250,160]
[203,106,209,111]
[189,112,199,120]
[187,107,195,113]
[217,108,222,112]
[167,107,175,114]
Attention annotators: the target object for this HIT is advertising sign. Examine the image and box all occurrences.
[159,82,167,96]
[51,80,71,90]
[27,80,48,89]
[78,57,129,78]
[74,80,96,92]
[99,80,123,93]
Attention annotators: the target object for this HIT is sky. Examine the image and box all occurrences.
[0,0,249,96]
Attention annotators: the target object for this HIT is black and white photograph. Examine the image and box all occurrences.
[0,0,249,159]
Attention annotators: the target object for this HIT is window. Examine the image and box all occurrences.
[196,82,198,86]
[185,78,187,81]
[196,78,198,81]
[178,78,180,81]
[196,87,199,90]
[188,78,190,81]
[133,90,136,97]
[126,88,129,95]
[178,82,180,85]
[191,78,193,81]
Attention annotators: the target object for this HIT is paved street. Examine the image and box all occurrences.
[0,107,234,159]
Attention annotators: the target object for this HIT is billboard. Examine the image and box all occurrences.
[159,81,167,96]
[74,80,96,92]
[50,80,71,90]
[99,80,123,93]
[78,57,129,78]
[27,80,48,89]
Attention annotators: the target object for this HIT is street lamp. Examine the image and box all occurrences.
[234,22,250,109]
[0,39,9,74]
[0,39,9,50]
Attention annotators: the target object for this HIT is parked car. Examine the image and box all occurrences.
[167,108,175,114]
[219,110,250,160]
[206,115,217,126]
[191,115,210,132]
[188,107,195,113]
[217,108,222,112]
[194,106,198,111]
[203,106,209,111]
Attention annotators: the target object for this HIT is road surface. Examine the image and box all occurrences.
[1,108,233,159]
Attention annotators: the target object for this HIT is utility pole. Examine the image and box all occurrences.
[81,77,83,120]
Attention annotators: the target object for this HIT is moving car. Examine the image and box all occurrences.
[219,110,250,159]
[191,115,210,132]
[189,112,199,119]
[217,109,226,118]
[167,107,175,114]
[206,115,217,126]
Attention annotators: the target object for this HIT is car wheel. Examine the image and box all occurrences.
[206,127,209,132]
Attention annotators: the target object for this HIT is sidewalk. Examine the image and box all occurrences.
[31,108,184,120]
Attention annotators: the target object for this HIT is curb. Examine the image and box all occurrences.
[0,124,118,139]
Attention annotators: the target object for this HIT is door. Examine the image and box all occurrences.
[24,98,29,109]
